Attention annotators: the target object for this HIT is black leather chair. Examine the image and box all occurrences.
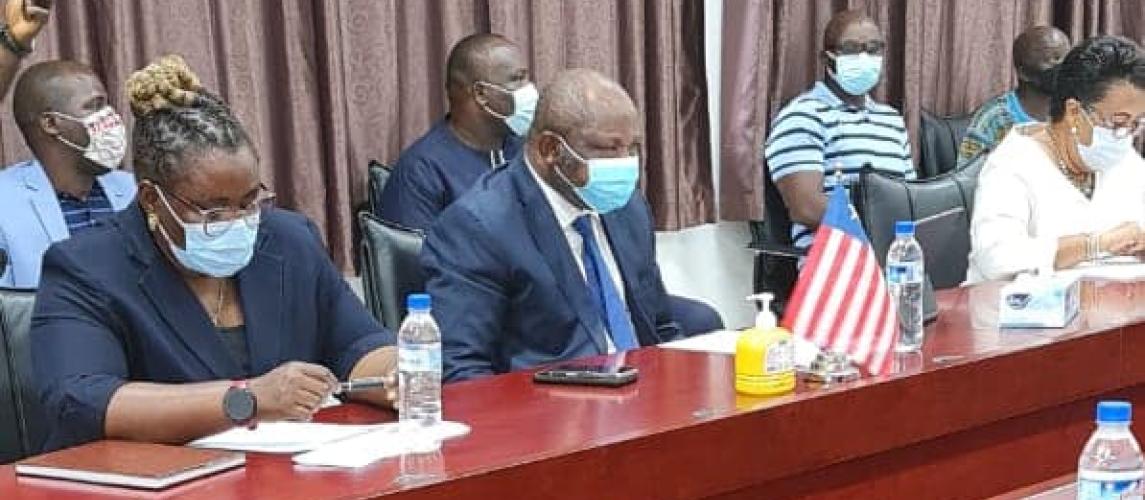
[0,288,40,462]
[366,160,393,217]
[749,166,807,316]
[853,152,989,290]
[358,212,426,330]
[918,109,972,179]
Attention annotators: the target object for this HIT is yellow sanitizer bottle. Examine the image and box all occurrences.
[735,293,796,396]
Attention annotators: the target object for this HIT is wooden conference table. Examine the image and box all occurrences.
[4,280,1145,499]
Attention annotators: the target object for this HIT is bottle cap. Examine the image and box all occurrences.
[1097,401,1132,423]
[407,293,431,311]
[894,220,915,236]
[746,293,776,330]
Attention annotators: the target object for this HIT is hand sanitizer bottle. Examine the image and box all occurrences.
[735,293,796,396]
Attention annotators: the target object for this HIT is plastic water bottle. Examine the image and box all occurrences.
[398,293,442,428]
[1078,401,1144,499]
[886,220,924,352]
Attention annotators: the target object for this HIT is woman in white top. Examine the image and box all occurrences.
[967,36,1145,284]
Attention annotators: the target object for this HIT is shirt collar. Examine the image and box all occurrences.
[1004,90,1036,124]
[524,155,590,230]
[57,180,106,202]
[811,80,873,111]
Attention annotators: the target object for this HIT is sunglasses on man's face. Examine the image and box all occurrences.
[831,40,886,56]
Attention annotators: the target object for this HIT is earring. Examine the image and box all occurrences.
[147,213,159,231]
[1071,126,1078,137]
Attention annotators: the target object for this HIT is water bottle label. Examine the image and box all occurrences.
[886,263,922,283]
[1078,471,1144,499]
[399,348,442,372]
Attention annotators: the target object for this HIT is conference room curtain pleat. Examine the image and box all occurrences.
[0,0,713,272]
[718,0,1144,222]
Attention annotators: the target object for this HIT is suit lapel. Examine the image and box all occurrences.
[21,164,69,242]
[237,229,284,375]
[97,174,134,211]
[512,162,609,354]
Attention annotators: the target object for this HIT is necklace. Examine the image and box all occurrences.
[1046,127,1094,199]
[211,280,227,327]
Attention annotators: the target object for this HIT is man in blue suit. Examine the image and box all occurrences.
[422,69,683,382]
[0,60,136,288]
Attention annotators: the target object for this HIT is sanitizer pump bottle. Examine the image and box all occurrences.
[735,293,796,396]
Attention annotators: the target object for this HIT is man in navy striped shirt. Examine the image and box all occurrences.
[764,9,914,252]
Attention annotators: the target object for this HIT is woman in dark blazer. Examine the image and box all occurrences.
[31,55,398,452]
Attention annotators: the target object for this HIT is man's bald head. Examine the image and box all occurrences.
[527,69,641,210]
[1013,26,1070,81]
[12,60,103,139]
[529,68,638,140]
[446,33,519,91]
[823,9,879,50]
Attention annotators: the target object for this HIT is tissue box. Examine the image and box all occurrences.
[998,274,1080,329]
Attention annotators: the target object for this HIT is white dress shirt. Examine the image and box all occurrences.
[525,157,631,352]
[965,125,1145,284]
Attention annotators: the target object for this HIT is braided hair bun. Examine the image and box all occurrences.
[126,55,205,117]
[127,54,253,184]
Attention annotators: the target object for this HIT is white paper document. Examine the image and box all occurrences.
[659,329,822,368]
[292,421,472,469]
[189,422,380,453]
[1057,257,1145,281]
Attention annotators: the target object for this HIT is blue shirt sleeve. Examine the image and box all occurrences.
[764,101,828,181]
[302,220,395,379]
[379,154,447,232]
[419,206,510,382]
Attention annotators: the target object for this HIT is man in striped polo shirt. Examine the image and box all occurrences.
[764,9,914,253]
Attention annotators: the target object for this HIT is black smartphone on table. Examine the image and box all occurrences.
[533,363,639,387]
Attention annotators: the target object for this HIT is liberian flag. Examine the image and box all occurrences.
[780,184,900,375]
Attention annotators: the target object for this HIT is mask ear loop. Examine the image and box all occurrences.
[42,111,93,152]
[544,132,595,209]
[148,187,187,251]
[473,81,512,121]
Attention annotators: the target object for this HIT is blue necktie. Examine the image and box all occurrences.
[572,215,638,351]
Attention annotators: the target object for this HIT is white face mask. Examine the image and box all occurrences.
[1076,109,1136,173]
[47,106,127,173]
[477,81,539,136]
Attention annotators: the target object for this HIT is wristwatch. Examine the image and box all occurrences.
[0,25,32,58]
[223,380,257,429]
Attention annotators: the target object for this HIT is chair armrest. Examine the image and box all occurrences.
[746,242,808,259]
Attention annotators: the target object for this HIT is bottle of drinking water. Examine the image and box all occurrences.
[1078,401,1144,499]
[398,293,442,428]
[886,220,924,352]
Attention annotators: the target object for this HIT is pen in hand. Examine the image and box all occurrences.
[334,376,390,394]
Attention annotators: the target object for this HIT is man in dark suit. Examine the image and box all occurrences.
[421,69,682,382]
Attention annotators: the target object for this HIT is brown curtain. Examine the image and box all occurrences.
[719,0,1144,221]
[0,0,713,271]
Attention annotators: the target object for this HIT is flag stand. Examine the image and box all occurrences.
[803,350,860,384]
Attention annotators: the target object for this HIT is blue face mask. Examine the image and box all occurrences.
[155,189,259,278]
[828,52,882,96]
[552,134,640,214]
[478,82,539,137]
